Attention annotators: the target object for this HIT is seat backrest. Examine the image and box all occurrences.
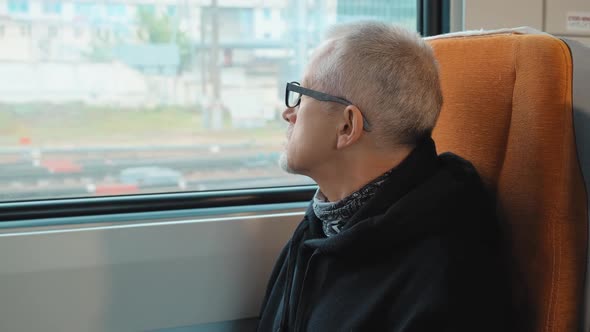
[427,32,589,332]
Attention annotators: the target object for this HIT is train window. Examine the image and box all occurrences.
[0,0,417,202]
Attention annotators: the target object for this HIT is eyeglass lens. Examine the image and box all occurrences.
[287,89,301,107]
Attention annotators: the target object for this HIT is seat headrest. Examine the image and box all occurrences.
[427,32,588,332]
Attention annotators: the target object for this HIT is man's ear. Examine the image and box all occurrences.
[336,105,364,150]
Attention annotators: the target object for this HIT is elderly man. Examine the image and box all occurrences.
[257,22,512,331]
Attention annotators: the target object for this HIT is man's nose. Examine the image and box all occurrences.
[282,107,297,124]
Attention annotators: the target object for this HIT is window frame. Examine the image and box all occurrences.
[0,1,448,224]
[417,0,450,36]
[0,186,316,222]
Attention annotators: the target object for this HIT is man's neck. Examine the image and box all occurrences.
[313,147,413,202]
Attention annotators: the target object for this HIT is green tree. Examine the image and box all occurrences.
[84,32,114,62]
[136,7,192,71]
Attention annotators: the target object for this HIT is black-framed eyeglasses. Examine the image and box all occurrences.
[285,81,371,131]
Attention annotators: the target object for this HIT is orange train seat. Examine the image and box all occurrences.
[426,29,590,332]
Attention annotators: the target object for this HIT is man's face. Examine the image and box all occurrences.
[279,76,339,177]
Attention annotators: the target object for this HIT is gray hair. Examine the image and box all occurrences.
[307,21,443,146]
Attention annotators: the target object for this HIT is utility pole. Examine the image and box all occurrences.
[209,0,222,130]
[295,0,307,79]
[199,2,207,97]
[185,0,204,113]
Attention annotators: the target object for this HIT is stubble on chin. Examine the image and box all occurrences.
[278,151,296,174]
[279,126,297,174]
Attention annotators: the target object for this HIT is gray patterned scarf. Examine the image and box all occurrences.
[313,169,395,237]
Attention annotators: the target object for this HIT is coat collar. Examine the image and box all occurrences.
[303,137,440,253]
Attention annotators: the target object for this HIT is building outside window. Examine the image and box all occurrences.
[138,4,155,15]
[48,25,59,37]
[75,2,95,17]
[167,5,177,16]
[337,0,416,28]
[20,23,31,36]
[107,3,126,17]
[43,1,62,14]
[8,0,29,14]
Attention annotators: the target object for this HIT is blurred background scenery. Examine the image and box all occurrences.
[0,0,416,201]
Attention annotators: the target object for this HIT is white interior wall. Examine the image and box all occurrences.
[461,0,590,45]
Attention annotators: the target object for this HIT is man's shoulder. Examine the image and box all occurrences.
[392,151,490,214]
[437,152,484,184]
[365,150,498,249]
[413,151,492,215]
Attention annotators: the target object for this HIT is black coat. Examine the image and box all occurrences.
[257,138,513,332]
